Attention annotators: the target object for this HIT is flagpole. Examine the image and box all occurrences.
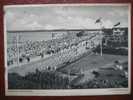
[100,32,103,56]
[16,33,19,66]
[95,18,103,56]
[100,22,103,56]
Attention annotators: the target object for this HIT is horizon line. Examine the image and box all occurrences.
[7,27,128,33]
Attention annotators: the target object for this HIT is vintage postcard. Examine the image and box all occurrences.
[4,4,131,96]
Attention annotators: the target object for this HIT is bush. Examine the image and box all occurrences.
[93,45,128,55]
[76,31,84,37]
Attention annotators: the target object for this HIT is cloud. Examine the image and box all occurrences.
[7,13,114,30]
[8,14,45,30]
[5,12,14,20]
[6,5,128,30]
[109,9,128,17]
[44,15,113,29]
[103,20,113,28]
[44,24,58,29]
[26,21,44,29]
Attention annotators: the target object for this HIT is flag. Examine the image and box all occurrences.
[114,22,120,27]
[95,18,102,24]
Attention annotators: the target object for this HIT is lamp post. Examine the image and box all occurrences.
[95,18,103,56]
[100,22,103,56]
[16,33,19,66]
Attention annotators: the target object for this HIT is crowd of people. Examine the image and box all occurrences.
[7,31,100,67]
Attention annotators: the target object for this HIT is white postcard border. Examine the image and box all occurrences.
[4,3,131,96]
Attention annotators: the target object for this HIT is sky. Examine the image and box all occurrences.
[5,4,129,30]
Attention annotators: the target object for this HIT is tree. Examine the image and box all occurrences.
[76,31,84,37]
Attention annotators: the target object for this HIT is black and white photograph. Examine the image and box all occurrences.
[4,4,131,96]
